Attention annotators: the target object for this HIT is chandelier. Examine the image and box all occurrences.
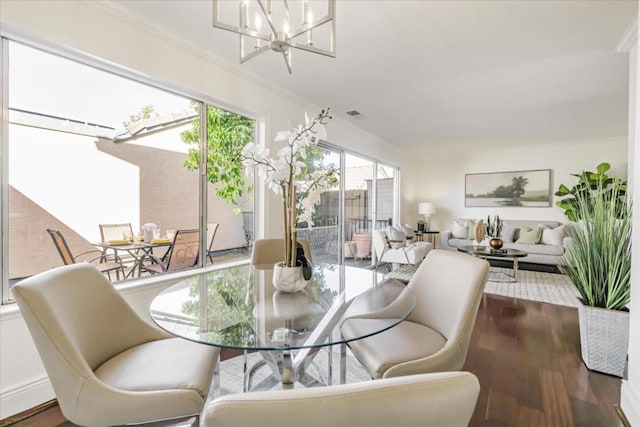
[212,0,336,74]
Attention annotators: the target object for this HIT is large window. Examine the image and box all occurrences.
[0,38,400,305]
[2,39,255,303]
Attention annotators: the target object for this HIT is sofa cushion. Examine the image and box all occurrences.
[466,220,477,240]
[449,238,473,248]
[402,224,415,239]
[452,219,468,239]
[501,223,516,243]
[540,224,566,246]
[503,242,565,256]
[516,227,542,244]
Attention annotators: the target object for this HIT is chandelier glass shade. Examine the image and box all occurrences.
[212,0,336,74]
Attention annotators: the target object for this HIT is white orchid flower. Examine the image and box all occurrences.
[239,109,332,267]
[277,146,291,161]
[275,131,291,142]
[309,125,327,144]
[241,142,255,156]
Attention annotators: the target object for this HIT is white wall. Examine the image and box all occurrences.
[402,137,628,232]
[0,0,404,419]
[622,17,640,426]
[0,0,635,421]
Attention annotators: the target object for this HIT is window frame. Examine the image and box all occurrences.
[0,34,261,304]
[0,33,399,304]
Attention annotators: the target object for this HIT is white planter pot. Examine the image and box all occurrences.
[577,301,629,377]
[272,262,308,292]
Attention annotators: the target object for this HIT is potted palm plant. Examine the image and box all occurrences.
[559,165,631,377]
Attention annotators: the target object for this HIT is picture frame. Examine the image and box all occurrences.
[465,169,552,207]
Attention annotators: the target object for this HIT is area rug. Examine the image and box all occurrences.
[484,267,580,307]
[218,348,371,394]
[384,264,580,308]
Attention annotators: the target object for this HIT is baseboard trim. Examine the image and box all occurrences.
[0,399,57,427]
[621,380,640,427]
[0,377,54,422]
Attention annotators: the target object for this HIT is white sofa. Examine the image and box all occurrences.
[440,219,572,267]
[372,229,433,269]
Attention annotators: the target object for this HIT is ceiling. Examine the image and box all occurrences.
[111,0,637,150]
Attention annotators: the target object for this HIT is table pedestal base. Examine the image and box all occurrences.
[488,258,519,283]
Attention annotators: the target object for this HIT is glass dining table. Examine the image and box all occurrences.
[149,262,415,393]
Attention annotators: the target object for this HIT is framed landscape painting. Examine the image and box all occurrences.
[465,169,552,207]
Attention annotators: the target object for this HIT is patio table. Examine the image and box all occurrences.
[93,240,172,278]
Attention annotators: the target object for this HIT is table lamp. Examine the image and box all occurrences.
[418,202,436,230]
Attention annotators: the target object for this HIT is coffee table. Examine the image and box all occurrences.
[457,246,528,282]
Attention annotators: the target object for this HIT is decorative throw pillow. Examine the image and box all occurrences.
[451,219,468,239]
[402,224,415,239]
[516,226,542,244]
[501,223,516,243]
[466,220,477,240]
[386,226,406,249]
[540,225,566,246]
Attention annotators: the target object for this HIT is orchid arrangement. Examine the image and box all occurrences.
[242,109,337,268]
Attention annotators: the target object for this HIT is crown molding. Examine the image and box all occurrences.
[88,0,313,112]
[615,18,638,53]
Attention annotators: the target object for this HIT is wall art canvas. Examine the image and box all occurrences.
[465,169,551,207]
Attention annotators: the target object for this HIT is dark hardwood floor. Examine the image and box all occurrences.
[3,294,625,427]
[465,294,623,426]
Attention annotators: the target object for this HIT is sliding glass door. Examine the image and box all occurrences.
[315,148,399,268]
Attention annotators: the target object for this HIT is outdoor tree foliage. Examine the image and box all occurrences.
[181,105,336,218]
[181,104,255,205]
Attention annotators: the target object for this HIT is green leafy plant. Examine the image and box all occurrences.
[561,178,631,310]
[555,162,627,222]
[485,215,502,237]
[181,104,255,205]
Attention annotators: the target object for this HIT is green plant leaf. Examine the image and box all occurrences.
[596,162,611,174]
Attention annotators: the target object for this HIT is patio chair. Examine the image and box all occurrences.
[98,222,137,264]
[99,222,134,242]
[46,228,125,281]
[140,229,199,274]
[207,223,219,263]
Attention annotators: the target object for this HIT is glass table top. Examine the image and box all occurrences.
[150,263,415,351]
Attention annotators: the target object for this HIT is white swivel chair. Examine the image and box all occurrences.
[342,250,489,379]
[13,263,219,426]
[201,371,480,427]
[372,229,432,270]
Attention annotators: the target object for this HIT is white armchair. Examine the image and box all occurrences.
[372,229,432,270]
[201,371,480,427]
[342,250,489,380]
[13,263,219,426]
